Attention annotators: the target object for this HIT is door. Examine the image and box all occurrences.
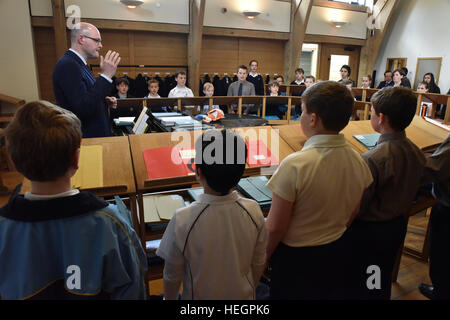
[318,44,361,83]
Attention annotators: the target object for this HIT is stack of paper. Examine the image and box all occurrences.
[113,117,135,126]
[143,194,186,223]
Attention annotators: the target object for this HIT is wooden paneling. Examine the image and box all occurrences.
[33,27,57,102]
[199,36,284,79]
[133,32,187,66]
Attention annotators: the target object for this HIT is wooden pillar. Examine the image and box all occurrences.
[283,0,313,84]
[358,0,399,86]
[52,0,68,58]
[188,0,206,96]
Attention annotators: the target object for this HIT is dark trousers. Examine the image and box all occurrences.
[343,215,408,300]
[429,203,450,299]
[269,237,353,300]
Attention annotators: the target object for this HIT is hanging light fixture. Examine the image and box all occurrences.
[120,0,144,9]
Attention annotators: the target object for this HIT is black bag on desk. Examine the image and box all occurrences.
[237,176,272,209]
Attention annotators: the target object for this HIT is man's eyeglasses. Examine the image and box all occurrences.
[83,35,102,44]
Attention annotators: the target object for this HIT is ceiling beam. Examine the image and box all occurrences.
[284,0,314,83]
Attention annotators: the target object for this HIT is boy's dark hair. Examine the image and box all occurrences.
[115,77,129,86]
[5,101,82,182]
[238,65,248,72]
[305,75,315,82]
[295,68,305,74]
[341,65,351,76]
[175,70,186,78]
[301,81,354,132]
[371,87,417,131]
[195,129,247,195]
[249,60,258,66]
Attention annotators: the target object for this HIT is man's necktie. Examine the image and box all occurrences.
[238,82,243,96]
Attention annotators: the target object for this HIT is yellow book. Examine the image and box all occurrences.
[71,145,103,189]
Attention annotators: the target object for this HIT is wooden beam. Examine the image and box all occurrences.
[31,16,189,34]
[51,0,68,58]
[188,0,206,96]
[284,0,314,83]
[313,0,368,12]
[304,34,366,46]
[203,26,290,40]
[358,0,399,86]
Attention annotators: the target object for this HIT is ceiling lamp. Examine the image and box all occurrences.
[331,21,347,28]
[243,11,261,19]
[120,0,144,9]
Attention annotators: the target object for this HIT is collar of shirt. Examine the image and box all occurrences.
[196,190,239,204]
[302,134,347,151]
[295,80,304,85]
[118,93,127,99]
[377,130,406,145]
[69,48,87,65]
[249,72,259,78]
[24,189,80,201]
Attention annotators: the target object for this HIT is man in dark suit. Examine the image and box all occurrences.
[377,70,394,89]
[53,22,121,138]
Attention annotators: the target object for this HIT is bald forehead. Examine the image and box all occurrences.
[71,22,100,41]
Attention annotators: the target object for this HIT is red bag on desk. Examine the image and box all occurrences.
[246,140,279,168]
[143,147,195,180]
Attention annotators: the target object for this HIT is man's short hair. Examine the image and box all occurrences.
[175,70,186,78]
[249,60,258,66]
[195,129,247,195]
[115,77,129,87]
[148,78,159,86]
[269,80,280,88]
[371,87,417,131]
[384,70,392,76]
[301,81,354,132]
[340,65,351,76]
[238,65,248,72]
[295,68,305,74]
[5,101,82,182]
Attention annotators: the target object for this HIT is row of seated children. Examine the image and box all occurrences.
[1,82,449,300]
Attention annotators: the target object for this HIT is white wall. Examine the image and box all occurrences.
[374,0,450,92]
[30,0,190,24]
[204,0,291,33]
[0,0,40,103]
[306,6,368,39]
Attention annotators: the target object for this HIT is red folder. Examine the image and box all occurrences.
[143,147,194,180]
[246,140,279,168]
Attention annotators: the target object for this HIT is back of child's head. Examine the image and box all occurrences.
[195,129,247,195]
[115,77,129,86]
[302,81,354,132]
[5,101,82,182]
[370,87,417,131]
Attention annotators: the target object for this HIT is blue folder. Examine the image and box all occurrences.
[353,134,381,150]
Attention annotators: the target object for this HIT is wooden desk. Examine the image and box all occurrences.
[274,124,307,152]
[342,116,448,154]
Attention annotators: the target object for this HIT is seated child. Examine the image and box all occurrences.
[355,75,372,102]
[114,77,134,99]
[345,87,426,300]
[157,129,268,299]
[265,81,373,299]
[265,80,287,119]
[290,68,305,85]
[199,82,219,114]
[0,101,147,300]
[147,79,161,98]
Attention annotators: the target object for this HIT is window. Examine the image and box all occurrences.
[300,44,319,78]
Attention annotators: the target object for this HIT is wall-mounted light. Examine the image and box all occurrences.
[120,0,144,9]
[331,21,347,28]
[243,10,261,19]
